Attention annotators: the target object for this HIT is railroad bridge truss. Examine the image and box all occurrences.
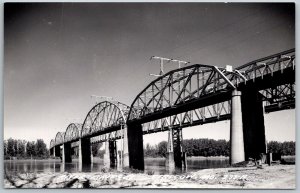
[49,49,295,172]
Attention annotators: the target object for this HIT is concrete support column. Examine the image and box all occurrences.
[167,127,185,173]
[122,126,130,168]
[104,140,117,169]
[126,123,144,170]
[167,127,175,173]
[79,138,91,168]
[230,89,245,165]
[241,87,266,160]
[54,146,61,158]
[62,143,72,163]
[104,141,110,168]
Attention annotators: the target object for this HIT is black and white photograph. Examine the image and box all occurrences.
[3,2,295,189]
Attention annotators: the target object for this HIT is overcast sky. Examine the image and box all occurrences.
[4,3,295,147]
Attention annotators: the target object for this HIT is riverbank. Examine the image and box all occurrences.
[4,164,295,189]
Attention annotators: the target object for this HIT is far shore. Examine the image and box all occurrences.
[4,155,295,162]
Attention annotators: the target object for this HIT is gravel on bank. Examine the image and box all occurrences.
[4,164,295,189]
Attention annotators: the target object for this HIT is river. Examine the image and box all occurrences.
[4,157,229,175]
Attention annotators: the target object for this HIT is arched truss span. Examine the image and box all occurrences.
[64,123,82,143]
[50,139,55,149]
[55,132,64,146]
[81,101,133,138]
[235,49,295,80]
[128,64,244,121]
[235,49,295,112]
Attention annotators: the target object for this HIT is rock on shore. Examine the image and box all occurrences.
[4,165,295,189]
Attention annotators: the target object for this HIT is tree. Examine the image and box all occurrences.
[16,140,26,157]
[35,139,48,158]
[6,138,15,157]
[26,141,36,158]
[4,140,7,157]
[92,143,103,156]
[157,141,168,157]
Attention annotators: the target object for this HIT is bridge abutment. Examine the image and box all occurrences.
[126,123,144,170]
[104,140,117,169]
[230,89,245,165]
[62,142,72,163]
[241,87,266,161]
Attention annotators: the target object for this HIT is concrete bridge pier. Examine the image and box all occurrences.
[49,148,53,157]
[241,87,266,161]
[126,123,144,170]
[54,146,61,158]
[62,142,72,163]
[167,127,175,173]
[122,126,130,168]
[79,138,92,170]
[230,89,245,165]
[104,140,117,169]
[166,127,186,173]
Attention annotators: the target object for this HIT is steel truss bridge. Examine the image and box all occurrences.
[49,48,295,170]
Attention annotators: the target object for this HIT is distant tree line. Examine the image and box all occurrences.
[144,139,295,158]
[267,141,295,156]
[3,138,295,160]
[4,138,49,160]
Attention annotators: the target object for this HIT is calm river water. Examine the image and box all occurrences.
[4,157,229,175]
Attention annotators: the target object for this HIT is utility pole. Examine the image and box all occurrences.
[150,56,172,76]
[170,59,189,69]
[150,56,190,77]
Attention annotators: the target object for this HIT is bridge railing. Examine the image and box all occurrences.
[235,49,295,81]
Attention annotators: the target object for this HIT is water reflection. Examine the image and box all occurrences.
[5,157,229,175]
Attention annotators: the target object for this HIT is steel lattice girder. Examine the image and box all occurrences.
[260,83,295,104]
[64,123,82,143]
[142,100,231,134]
[55,132,64,146]
[50,139,55,149]
[235,49,295,81]
[261,83,295,113]
[127,64,244,123]
[90,129,124,144]
[81,101,132,138]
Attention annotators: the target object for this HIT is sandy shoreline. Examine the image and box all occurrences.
[4,164,295,189]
